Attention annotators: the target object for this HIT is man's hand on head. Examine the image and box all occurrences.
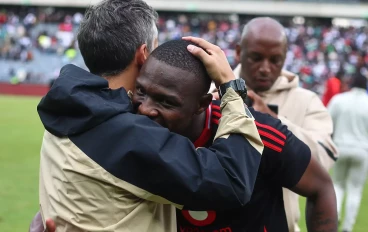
[247,90,277,118]
[182,36,235,88]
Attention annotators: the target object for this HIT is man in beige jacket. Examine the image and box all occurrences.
[232,17,338,232]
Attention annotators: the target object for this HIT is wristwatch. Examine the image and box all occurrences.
[218,79,247,102]
[218,79,253,118]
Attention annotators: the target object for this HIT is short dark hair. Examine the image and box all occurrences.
[351,71,367,89]
[150,40,211,94]
[77,0,158,77]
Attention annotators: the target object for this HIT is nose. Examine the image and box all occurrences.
[137,98,159,119]
[259,59,271,75]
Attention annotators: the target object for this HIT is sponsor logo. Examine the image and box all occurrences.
[181,210,216,227]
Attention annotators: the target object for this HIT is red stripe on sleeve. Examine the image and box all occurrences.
[212,105,220,111]
[262,140,283,153]
[258,129,285,146]
[212,111,221,118]
[255,121,286,140]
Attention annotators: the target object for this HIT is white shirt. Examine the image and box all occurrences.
[328,88,368,152]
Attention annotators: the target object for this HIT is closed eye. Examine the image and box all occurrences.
[135,86,145,95]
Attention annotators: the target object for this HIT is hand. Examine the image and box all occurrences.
[45,219,56,232]
[182,36,235,88]
[247,90,277,118]
[211,88,220,100]
[29,212,56,232]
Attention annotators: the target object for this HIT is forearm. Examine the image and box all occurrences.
[290,150,337,232]
[306,187,337,232]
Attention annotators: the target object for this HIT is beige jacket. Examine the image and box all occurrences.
[234,65,338,231]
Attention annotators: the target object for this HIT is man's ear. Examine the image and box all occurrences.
[135,44,149,67]
[195,93,213,115]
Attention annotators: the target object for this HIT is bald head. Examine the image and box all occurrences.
[236,17,287,92]
[241,17,287,47]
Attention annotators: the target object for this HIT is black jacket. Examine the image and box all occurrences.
[37,64,262,210]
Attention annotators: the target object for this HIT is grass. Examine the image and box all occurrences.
[0,95,367,232]
[0,95,44,232]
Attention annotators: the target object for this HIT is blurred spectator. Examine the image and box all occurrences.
[0,6,367,95]
[0,6,85,84]
[328,72,368,232]
[322,69,344,106]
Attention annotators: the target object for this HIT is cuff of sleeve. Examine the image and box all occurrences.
[215,88,263,154]
[220,88,251,118]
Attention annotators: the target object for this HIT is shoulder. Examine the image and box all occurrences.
[250,109,311,187]
[211,101,288,153]
[211,101,300,155]
[329,92,348,105]
[249,108,288,154]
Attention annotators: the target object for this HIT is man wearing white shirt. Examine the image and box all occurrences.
[328,72,368,232]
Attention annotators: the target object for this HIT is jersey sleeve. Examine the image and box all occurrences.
[250,109,311,189]
[277,126,312,188]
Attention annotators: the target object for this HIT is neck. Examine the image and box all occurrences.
[187,110,208,143]
[104,64,140,91]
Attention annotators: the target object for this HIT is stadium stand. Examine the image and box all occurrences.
[0,2,367,96]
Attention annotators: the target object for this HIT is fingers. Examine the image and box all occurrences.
[45,219,56,232]
[183,36,221,53]
[212,92,220,100]
[183,36,235,87]
[187,44,210,65]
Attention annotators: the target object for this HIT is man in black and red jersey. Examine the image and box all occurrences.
[131,39,337,232]
[36,39,337,232]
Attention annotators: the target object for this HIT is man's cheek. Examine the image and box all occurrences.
[168,117,186,133]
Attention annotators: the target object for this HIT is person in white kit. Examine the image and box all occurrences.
[328,72,368,232]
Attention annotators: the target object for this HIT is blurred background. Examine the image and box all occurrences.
[0,0,367,231]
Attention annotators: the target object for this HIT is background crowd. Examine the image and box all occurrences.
[0,6,367,96]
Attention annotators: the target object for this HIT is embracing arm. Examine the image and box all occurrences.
[69,88,263,210]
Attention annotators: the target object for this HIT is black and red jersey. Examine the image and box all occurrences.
[177,100,311,232]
